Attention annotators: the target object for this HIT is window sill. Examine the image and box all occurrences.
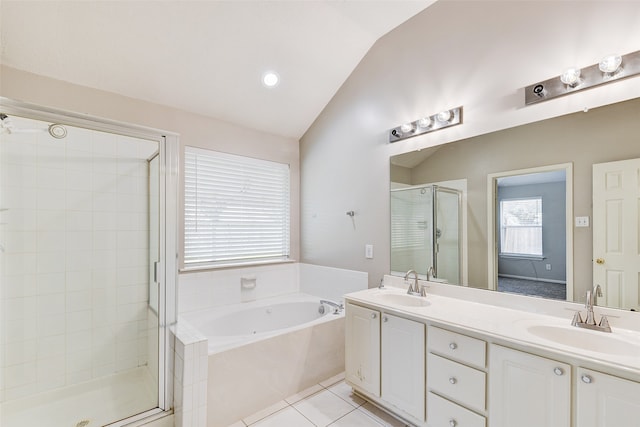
[499,254,545,261]
[179,258,296,273]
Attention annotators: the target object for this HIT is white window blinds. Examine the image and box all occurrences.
[500,197,543,257]
[184,147,290,266]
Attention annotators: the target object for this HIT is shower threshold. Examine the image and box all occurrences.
[1,367,157,427]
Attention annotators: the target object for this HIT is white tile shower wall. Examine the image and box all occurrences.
[178,263,299,314]
[299,263,368,303]
[0,122,158,401]
[172,320,208,427]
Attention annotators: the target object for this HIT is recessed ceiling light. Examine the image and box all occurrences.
[262,71,279,88]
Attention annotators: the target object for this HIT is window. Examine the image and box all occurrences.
[184,147,290,267]
[500,197,543,257]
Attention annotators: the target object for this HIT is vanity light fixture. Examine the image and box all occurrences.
[389,106,462,143]
[524,49,640,105]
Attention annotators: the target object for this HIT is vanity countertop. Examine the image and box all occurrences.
[344,284,640,377]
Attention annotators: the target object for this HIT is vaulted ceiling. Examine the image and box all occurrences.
[0,1,433,139]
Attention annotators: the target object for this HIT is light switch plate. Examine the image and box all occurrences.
[365,244,374,259]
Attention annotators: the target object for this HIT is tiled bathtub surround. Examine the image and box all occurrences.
[178,262,368,314]
[172,320,208,427]
[0,117,158,401]
[177,263,367,427]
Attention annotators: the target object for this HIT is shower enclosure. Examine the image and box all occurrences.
[390,184,462,284]
[0,100,178,427]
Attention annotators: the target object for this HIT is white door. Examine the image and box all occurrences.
[577,368,640,427]
[381,313,425,422]
[489,345,570,427]
[593,158,640,310]
[345,303,381,396]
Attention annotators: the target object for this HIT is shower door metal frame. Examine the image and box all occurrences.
[432,185,463,285]
[0,97,179,425]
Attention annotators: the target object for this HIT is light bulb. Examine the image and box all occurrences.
[262,72,279,87]
[436,110,453,123]
[560,67,581,86]
[400,123,415,133]
[417,116,433,129]
[599,54,622,74]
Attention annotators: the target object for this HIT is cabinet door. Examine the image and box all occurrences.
[577,368,640,427]
[381,313,425,421]
[489,345,570,427]
[345,303,380,396]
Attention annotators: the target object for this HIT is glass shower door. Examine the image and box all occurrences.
[0,114,163,427]
[434,186,461,284]
[390,186,434,277]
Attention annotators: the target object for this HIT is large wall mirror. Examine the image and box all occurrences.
[390,97,640,311]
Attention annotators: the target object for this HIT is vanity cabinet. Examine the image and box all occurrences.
[381,312,425,421]
[345,303,380,396]
[489,344,570,427]
[345,303,426,423]
[345,289,640,427]
[427,326,487,427]
[576,368,640,427]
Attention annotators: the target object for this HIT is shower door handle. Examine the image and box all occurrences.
[153,261,159,283]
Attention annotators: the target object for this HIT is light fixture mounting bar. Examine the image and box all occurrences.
[525,50,640,105]
[389,106,463,143]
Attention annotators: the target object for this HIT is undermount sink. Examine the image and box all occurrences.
[526,324,640,356]
[372,292,431,307]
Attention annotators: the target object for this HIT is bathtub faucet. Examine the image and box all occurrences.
[320,299,344,314]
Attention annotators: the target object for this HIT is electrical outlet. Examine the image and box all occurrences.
[575,216,590,227]
[545,264,552,271]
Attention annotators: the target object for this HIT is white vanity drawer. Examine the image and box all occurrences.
[428,326,486,369]
[428,353,486,412]
[428,392,486,427]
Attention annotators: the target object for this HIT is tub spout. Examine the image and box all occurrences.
[320,299,343,314]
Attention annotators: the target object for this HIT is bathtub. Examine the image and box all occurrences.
[180,293,345,427]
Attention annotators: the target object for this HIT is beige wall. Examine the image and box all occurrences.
[407,98,640,299]
[0,65,301,267]
[300,1,640,289]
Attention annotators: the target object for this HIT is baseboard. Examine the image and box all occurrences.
[498,274,566,285]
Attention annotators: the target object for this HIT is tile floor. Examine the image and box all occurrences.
[226,372,409,427]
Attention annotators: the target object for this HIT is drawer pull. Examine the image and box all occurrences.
[553,367,564,376]
[449,419,457,427]
[371,313,377,319]
[383,316,389,322]
[449,377,457,385]
[581,374,593,384]
[449,342,458,350]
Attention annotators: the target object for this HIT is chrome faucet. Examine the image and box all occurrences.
[404,270,426,296]
[593,284,603,306]
[571,287,611,332]
[427,266,435,281]
[319,300,343,314]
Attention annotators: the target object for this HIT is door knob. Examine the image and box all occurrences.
[596,258,605,264]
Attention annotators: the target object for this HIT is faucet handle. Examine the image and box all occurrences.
[571,311,583,326]
[598,315,611,332]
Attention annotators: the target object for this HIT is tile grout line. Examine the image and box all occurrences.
[243,374,351,427]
